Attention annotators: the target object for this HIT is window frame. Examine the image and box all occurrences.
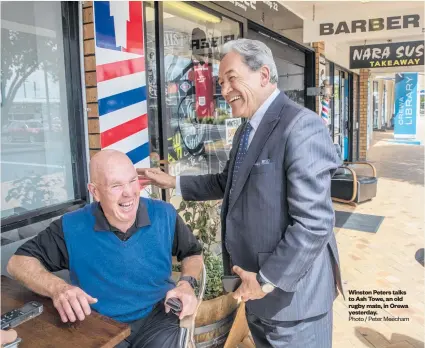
[1,2,88,233]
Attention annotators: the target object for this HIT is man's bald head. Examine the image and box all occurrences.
[89,149,135,185]
[87,149,140,231]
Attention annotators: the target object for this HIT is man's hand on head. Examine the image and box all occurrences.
[137,168,176,189]
[51,283,98,323]
[165,281,197,320]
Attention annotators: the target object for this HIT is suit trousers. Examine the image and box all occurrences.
[246,308,333,348]
[115,300,180,348]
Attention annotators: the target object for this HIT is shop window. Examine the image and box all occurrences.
[248,28,306,107]
[1,2,86,246]
[160,2,241,180]
[275,58,305,106]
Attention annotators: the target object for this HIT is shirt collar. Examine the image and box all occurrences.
[93,199,151,232]
[249,88,281,131]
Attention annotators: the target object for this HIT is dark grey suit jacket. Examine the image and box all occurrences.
[181,92,343,321]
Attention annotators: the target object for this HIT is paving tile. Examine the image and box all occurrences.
[385,342,416,348]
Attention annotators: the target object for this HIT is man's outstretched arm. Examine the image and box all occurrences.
[7,219,97,323]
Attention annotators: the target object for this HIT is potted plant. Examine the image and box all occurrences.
[173,199,239,347]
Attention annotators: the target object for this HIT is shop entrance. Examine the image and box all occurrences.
[248,28,307,107]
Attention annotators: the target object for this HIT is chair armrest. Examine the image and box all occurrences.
[332,166,358,203]
[344,162,377,177]
[179,263,206,329]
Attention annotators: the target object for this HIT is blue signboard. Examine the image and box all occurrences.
[394,73,418,138]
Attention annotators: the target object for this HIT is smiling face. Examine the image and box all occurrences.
[218,51,273,119]
[88,151,140,231]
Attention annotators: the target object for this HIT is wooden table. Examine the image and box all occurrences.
[1,276,130,348]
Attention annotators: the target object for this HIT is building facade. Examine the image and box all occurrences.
[1,1,322,260]
[5,0,422,265]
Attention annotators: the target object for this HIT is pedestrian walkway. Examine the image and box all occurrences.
[333,131,424,348]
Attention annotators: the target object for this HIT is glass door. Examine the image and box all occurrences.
[333,69,341,147]
[372,81,379,129]
[342,72,350,161]
[333,69,349,160]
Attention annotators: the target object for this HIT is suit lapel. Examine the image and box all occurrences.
[228,92,288,213]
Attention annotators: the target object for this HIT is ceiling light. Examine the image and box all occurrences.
[163,2,222,24]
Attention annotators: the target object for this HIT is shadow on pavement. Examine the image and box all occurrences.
[355,327,424,348]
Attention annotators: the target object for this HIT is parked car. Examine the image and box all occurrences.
[2,120,46,143]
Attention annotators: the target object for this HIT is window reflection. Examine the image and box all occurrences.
[159,2,241,180]
[275,57,305,106]
[1,2,75,223]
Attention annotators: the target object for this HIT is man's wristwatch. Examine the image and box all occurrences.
[178,276,198,290]
[256,273,275,294]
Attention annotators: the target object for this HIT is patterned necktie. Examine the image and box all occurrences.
[229,122,253,202]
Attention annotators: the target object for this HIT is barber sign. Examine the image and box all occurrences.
[303,8,423,42]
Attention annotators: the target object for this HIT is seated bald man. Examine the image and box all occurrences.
[7,149,203,348]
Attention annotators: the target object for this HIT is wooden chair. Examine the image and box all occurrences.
[224,302,255,348]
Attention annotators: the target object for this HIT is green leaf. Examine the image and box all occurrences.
[183,211,192,222]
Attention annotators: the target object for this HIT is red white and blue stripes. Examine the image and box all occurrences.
[321,97,330,125]
[93,1,150,169]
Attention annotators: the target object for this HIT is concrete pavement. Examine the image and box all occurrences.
[332,130,424,348]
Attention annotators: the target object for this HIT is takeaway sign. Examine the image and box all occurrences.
[349,41,424,69]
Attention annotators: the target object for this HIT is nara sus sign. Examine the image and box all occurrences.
[349,41,424,69]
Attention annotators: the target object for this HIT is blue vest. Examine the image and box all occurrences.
[62,198,176,323]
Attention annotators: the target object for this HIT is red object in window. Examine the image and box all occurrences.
[194,62,214,119]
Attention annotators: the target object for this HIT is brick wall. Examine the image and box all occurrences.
[82,1,100,159]
[312,41,325,115]
[359,69,370,160]
[352,74,358,161]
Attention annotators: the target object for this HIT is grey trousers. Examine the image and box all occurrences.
[246,309,333,348]
[115,301,180,348]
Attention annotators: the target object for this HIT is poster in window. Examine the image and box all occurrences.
[225,118,242,145]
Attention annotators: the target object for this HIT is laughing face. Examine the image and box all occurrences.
[89,152,140,231]
[218,51,271,119]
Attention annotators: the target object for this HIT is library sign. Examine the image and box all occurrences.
[349,40,424,69]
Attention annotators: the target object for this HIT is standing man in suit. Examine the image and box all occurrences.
[138,39,343,347]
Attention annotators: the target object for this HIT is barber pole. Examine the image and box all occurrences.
[93,1,149,168]
[93,1,151,194]
[321,97,330,125]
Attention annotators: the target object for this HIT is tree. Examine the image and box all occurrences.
[1,28,59,127]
